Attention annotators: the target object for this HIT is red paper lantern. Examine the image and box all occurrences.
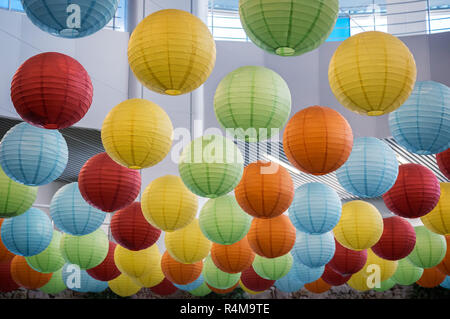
[10,52,93,130]
[328,240,368,276]
[211,237,255,274]
[86,242,121,282]
[416,267,446,288]
[304,278,331,294]
[437,148,450,179]
[150,278,178,296]
[161,251,202,285]
[111,202,161,251]
[382,164,440,218]
[0,262,19,293]
[207,282,239,294]
[240,266,275,292]
[78,153,141,212]
[436,235,450,276]
[371,216,416,261]
[322,264,351,286]
[10,256,52,289]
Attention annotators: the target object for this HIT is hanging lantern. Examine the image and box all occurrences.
[0,219,15,263]
[108,273,141,298]
[322,265,351,286]
[0,122,68,186]
[179,135,244,198]
[62,263,108,293]
[25,230,65,273]
[240,266,275,292]
[240,280,264,295]
[274,263,304,293]
[0,262,19,293]
[189,282,212,297]
[150,278,178,296]
[283,106,353,175]
[328,240,368,276]
[292,231,335,268]
[86,242,121,282]
[437,148,450,179]
[437,236,450,275]
[174,274,204,291]
[161,251,203,286]
[391,258,424,286]
[207,282,239,294]
[101,99,173,170]
[416,267,446,288]
[421,183,450,235]
[133,251,165,289]
[407,226,447,269]
[210,237,255,274]
[10,255,52,289]
[374,278,396,292]
[304,278,331,294]
[365,249,398,282]
[289,183,342,234]
[114,244,160,279]
[295,263,324,284]
[441,276,450,289]
[40,268,66,295]
[78,152,141,213]
[347,271,371,292]
[203,256,241,290]
[329,31,417,116]
[252,253,293,280]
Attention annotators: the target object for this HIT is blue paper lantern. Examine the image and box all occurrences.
[21,0,119,38]
[0,123,68,186]
[389,81,450,155]
[289,183,342,234]
[274,263,304,293]
[174,274,204,291]
[441,276,450,289]
[0,207,53,256]
[61,263,108,293]
[295,263,324,284]
[292,231,336,268]
[50,182,106,236]
[336,137,399,198]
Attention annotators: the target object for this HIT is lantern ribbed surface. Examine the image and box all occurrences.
[240,280,264,295]
[133,250,164,289]
[328,240,368,276]
[437,148,450,179]
[40,268,66,295]
[252,253,293,280]
[62,264,108,293]
[329,31,417,116]
[150,278,178,296]
[189,282,212,297]
[214,66,291,141]
[416,267,446,288]
[283,106,353,175]
[203,256,241,290]
[421,183,450,235]
[128,9,216,95]
[174,274,204,291]
[206,282,239,294]
[0,122,68,186]
[240,266,275,292]
[295,263,324,284]
[161,251,202,286]
[86,241,120,282]
[0,220,15,263]
[11,255,52,289]
[108,273,141,297]
[0,262,19,293]
[304,278,331,294]
[389,81,450,155]
[407,226,447,269]
[211,237,255,274]
[365,249,398,282]
[292,231,335,268]
[101,99,173,170]
[437,236,450,275]
[274,263,304,293]
[373,278,396,292]
[391,258,424,286]
[25,230,64,273]
[322,265,351,286]
[114,244,160,279]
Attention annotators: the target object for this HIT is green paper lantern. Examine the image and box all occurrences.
[373,278,396,292]
[179,135,244,198]
[39,268,66,295]
[189,282,212,297]
[60,228,109,270]
[214,66,291,141]
[203,256,241,289]
[239,0,339,56]
[0,166,37,218]
[407,226,447,269]
[26,231,65,273]
[391,258,424,286]
[199,195,251,245]
[252,253,293,280]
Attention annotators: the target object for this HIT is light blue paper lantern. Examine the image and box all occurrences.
[0,122,68,186]
[295,263,324,284]
[0,207,53,256]
[21,0,120,38]
[441,276,450,289]
[289,183,342,234]
[336,137,398,198]
[292,231,335,268]
[61,263,108,293]
[274,263,304,293]
[389,81,450,155]
[174,274,204,291]
[50,182,106,236]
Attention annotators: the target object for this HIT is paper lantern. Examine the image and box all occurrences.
[0,122,68,186]
[373,278,396,292]
[0,167,37,218]
[203,256,241,290]
[11,52,93,129]
[240,280,264,295]
[179,135,244,198]
[189,282,212,297]
[322,265,351,286]
[174,274,204,291]
[161,251,202,286]
[274,264,304,293]
[40,268,66,295]
[0,262,19,292]
[131,249,164,288]
[86,242,120,282]
[440,276,450,289]
[407,226,446,269]
[367,249,399,282]
[207,282,239,294]
[62,263,108,293]
[437,148,450,179]
[416,267,446,288]
[437,236,450,275]
[60,228,109,270]
[421,183,450,235]
[247,214,296,258]
[328,241,368,276]
[0,220,14,263]
[333,200,383,251]
[10,256,52,289]
[114,244,160,279]
[329,31,417,116]
[50,183,106,236]
[210,237,255,274]
[128,9,215,95]
[252,253,293,280]
[214,66,291,141]
[165,219,212,264]
[371,216,416,261]
[239,0,338,56]
[21,0,119,38]
[391,258,424,286]
[150,278,178,296]
[1,207,53,257]
[389,81,450,155]
[240,266,275,292]
[26,230,65,273]
[347,271,371,292]
[78,152,141,213]
[292,231,335,268]
[108,273,141,298]
[289,183,342,234]
[283,106,353,175]
[141,175,198,232]
[101,98,173,170]
[295,263,324,284]
[199,195,251,245]
[304,278,331,294]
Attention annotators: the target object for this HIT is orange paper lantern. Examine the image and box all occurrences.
[207,282,239,294]
[0,219,15,263]
[10,256,52,289]
[211,237,255,274]
[304,278,332,294]
[416,267,446,288]
[436,235,450,275]
[161,251,203,285]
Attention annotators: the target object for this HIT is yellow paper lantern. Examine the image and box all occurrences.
[114,244,160,279]
[128,9,216,96]
[132,250,165,288]
[101,99,173,170]
[165,219,212,264]
[347,271,371,292]
[328,31,417,116]
[141,175,198,232]
[109,273,141,297]
[421,183,450,235]
[366,249,398,282]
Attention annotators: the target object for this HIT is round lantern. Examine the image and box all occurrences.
[78,152,141,213]
[101,98,173,170]
[407,226,447,269]
[240,280,264,295]
[108,273,141,297]
[131,248,164,288]
[389,81,450,155]
[274,264,304,293]
[11,255,52,289]
[179,135,244,198]
[239,0,339,56]
[295,263,324,284]
[60,228,109,270]
[416,267,446,288]
[336,137,399,198]
[441,276,450,289]
[292,231,335,268]
[26,230,64,273]
[329,31,417,116]
[235,161,294,219]
[252,253,293,280]
[247,214,296,258]
[283,106,353,175]
[11,52,93,129]
[50,182,106,236]
[322,265,351,286]
[40,268,66,295]
[1,207,53,257]
[0,219,15,263]
[114,244,160,279]
[0,262,19,292]
[203,256,241,290]
[333,200,383,251]
[174,274,204,291]
[150,278,178,296]
[86,242,120,282]
[199,195,251,245]
[21,0,119,38]
[347,271,371,292]
[374,278,396,292]
[289,183,342,234]
[189,282,212,297]
[437,236,450,275]
[207,282,239,295]
[421,183,450,235]
[365,249,399,282]
[128,9,215,95]
[371,216,416,261]
[62,263,108,293]
[304,278,331,294]
[328,241,368,276]
[161,251,203,286]
[240,266,275,292]
[437,148,450,179]
[0,167,37,218]
[0,122,68,186]
[214,66,291,141]
[165,219,212,264]
[211,237,255,274]
[141,175,198,232]
[391,258,424,286]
